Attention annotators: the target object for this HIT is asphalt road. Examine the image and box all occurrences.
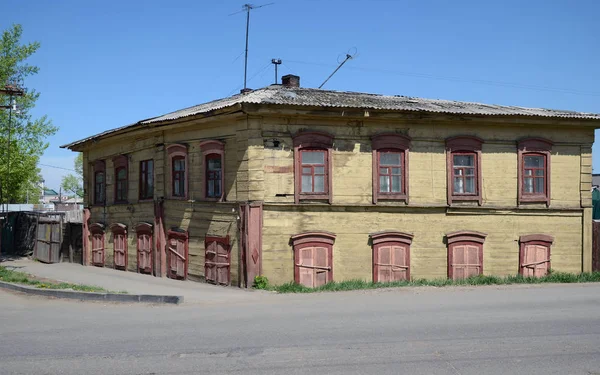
[1,283,600,375]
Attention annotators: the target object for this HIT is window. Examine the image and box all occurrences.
[446,136,484,205]
[167,229,189,280]
[90,223,105,267]
[167,144,188,199]
[200,141,225,201]
[135,222,153,274]
[519,234,553,277]
[518,138,552,205]
[110,223,127,270]
[205,236,231,286]
[371,133,411,203]
[290,231,336,288]
[293,131,334,204]
[139,159,154,200]
[93,160,106,205]
[446,230,486,280]
[113,155,128,203]
[370,231,413,282]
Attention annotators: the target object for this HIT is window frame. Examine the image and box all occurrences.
[369,231,413,282]
[518,138,552,206]
[89,222,105,267]
[519,234,553,277]
[93,160,106,206]
[167,229,189,280]
[446,136,484,205]
[113,155,128,204]
[139,159,154,201]
[293,131,334,204]
[200,140,225,202]
[290,231,336,287]
[371,133,411,204]
[167,144,188,200]
[446,230,486,280]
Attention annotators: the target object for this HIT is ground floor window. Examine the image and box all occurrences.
[370,231,413,282]
[446,230,486,280]
[205,236,231,286]
[290,231,336,288]
[167,230,188,280]
[519,234,553,277]
[90,223,105,267]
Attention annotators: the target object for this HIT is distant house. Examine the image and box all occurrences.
[40,188,60,204]
[592,174,600,189]
[62,75,600,288]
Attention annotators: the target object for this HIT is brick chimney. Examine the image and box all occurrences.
[281,74,300,88]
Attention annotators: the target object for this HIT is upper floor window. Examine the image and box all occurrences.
[293,131,334,204]
[371,133,411,204]
[445,136,484,205]
[139,159,154,200]
[167,144,188,199]
[93,160,105,205]
[518,138,552,206]
[200,140,225,201]
[113,155,128,204]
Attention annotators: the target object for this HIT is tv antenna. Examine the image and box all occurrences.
[271,58,282,84]
[230,3,274,91]
[318,48,358,89]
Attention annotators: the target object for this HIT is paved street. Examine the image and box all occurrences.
[1,283,600,374]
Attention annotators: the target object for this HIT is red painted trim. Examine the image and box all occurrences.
[446,230,486,279]
[135,222,153,274]
[167,229,189,280]
[291,231,336,285]
[517,138,552,206]
[113,155,128,204]
[89,223,105,267]
[200,140,225,202]
[372,149,409,204]
[446,230,487,244]
[518,234,553,276]
[293,131,334,204]
[154,199,166,277]
[110,223,128,271]
[446,136,483,205]
[167,144,188,200]
[371,133,411,151]
[369,231,414,245]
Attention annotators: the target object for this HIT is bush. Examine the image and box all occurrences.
[253,275,270,290]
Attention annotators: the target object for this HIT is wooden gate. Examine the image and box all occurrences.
[374,245,409,282]
[136,223,153,274]
[205,236,231,285]
[110,223,127,270]
[34,216,62,264]
[167,230,188,280]
[90,223,105,267]
[449,244,482,280]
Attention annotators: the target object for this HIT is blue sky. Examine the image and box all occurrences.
[3,0,599,190]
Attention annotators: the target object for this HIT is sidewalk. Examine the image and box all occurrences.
[1,258,267,304]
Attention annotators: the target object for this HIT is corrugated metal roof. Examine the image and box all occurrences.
[62,85,600,149]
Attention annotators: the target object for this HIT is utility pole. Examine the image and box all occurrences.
[0,83,25,213]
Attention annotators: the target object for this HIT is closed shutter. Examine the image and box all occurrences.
[167,234,188,280]
[205,236,231,286]
[450,243,482,280]
[522,244,549,277]
[92,234,104,267]
[297,246,331,288]
[113,233,127,270]
[137,233,152,274]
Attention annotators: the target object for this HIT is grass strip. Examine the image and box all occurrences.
[0,265,119,293]
[268,271,600,293]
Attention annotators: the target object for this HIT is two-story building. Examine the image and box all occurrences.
[62,75,600,288]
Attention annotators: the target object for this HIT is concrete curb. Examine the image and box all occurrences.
[0,280,184,304]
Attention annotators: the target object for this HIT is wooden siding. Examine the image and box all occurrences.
[261,206,583,285]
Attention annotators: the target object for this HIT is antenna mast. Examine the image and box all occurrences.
[231,3,274,91]
[318,48,358,89]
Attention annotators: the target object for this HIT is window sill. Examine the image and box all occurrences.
[138,198,154,203]
[169,195,188,201]
[113,201,129,205]
[375,194,407,202]
[201,197,224,202]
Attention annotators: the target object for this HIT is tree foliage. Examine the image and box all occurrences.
[61,153,83,197]
[0,24,57,204]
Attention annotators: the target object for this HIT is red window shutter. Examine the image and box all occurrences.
[314,246,329,287]
[452,245,466,280]
[298,247,314,287]
[522,244,549,277]
[391,245,408,281]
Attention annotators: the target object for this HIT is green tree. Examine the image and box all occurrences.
[61,153,83,197]
[0,24,57,204]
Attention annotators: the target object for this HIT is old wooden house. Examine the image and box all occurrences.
[62,75,600,288]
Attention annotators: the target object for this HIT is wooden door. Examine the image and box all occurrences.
[113,233,127,270]
[137,233,153,274]
[205,237,230,285]
[167,234,188,280]
[450,244,481,280]
[522,244,549,277]
[91,233,104,267]
[297,246,330,288]
[374,244,409,282]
